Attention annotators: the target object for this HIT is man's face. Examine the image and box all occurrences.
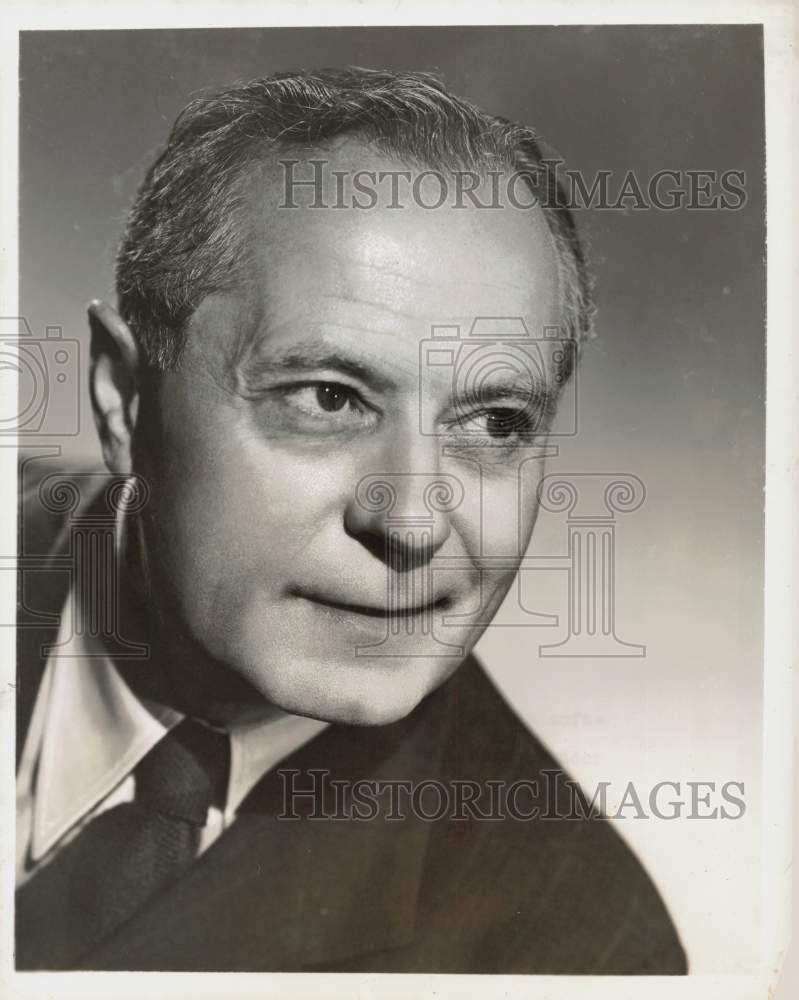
[135,145,561,726]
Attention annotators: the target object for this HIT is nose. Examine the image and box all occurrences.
[344,448,462,570]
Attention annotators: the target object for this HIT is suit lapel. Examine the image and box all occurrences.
[80,668,459,971]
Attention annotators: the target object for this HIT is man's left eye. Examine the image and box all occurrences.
[483,408,527,438]
[456,406,536,439]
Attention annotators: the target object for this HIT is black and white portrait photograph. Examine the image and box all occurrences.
[0,4,794,999]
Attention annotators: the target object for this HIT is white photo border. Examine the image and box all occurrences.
[0,3,793,999]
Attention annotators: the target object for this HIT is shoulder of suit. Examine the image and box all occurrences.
[423,655,689,973]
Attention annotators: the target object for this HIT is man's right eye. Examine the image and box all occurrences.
[282,382,366,419]
[256,381,379,436]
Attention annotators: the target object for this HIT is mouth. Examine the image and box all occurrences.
[289,586,453,624]
[292,590,451,620]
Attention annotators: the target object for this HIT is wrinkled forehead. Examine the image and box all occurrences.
[186,142,562,374]
[251,137,559,276]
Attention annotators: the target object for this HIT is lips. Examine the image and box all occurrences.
[304,594,442,618]
[290,587,451,619]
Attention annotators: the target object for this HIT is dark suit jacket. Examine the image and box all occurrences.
[16,465,688,974]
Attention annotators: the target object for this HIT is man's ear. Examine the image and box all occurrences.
[88,300,140,474]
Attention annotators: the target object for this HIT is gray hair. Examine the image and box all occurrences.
[115,67,595,371]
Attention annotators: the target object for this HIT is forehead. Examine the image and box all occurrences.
[186,144,561,372]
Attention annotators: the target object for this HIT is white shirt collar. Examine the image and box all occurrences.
[26,591,180,860]
[24,603,328,862]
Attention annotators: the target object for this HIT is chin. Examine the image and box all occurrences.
[238,647,467,727]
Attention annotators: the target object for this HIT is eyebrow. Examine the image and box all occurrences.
[460,380,548,402]
[236,344,401,395]
[454,374,553,408]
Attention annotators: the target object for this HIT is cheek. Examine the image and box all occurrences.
[449,456,546,559]
[516,457,546,553]
[430,459,543,627]
[143,408,357,627]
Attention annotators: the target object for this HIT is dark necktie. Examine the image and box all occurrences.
[16,717,230,970]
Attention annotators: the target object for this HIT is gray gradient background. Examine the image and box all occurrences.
[19,26,765,974]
